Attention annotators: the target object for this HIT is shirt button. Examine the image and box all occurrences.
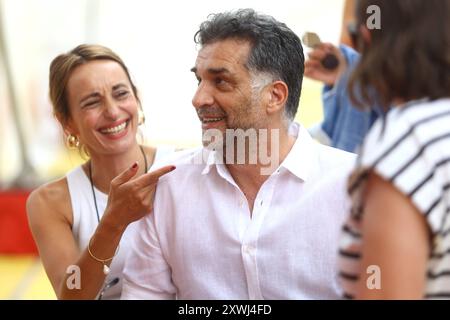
[243,245,255,255]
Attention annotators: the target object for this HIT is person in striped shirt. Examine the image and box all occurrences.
[338,0,450,299]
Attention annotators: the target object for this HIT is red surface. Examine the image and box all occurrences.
[0,190,38,254]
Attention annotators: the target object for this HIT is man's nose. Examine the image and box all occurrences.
[192,82,214,109]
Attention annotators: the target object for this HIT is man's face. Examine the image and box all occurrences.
[191,39,268,138]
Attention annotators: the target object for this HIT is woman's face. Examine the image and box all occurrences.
[65,60,139,156]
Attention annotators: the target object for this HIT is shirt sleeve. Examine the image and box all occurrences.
[359,111,448,234]
[121,212,176,300]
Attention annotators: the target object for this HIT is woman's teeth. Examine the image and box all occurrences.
[100,121,127,134]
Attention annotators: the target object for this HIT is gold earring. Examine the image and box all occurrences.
[66,134,80,149]
[138,109,145,126]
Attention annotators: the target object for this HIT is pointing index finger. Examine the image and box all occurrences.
[134,165,176,187]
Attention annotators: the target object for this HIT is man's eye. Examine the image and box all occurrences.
[215,78,225,85]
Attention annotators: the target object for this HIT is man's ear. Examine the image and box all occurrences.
[265,81,288,115]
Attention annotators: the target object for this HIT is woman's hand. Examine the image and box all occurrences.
[102,162,176,229]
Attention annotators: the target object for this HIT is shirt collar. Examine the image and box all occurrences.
[200,122,317,182]
[278,122,315,182]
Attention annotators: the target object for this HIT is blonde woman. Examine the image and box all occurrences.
[27,44,175,299]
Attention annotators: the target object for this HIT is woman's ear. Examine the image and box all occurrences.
[266,81,289,115]
[56,114,77,137]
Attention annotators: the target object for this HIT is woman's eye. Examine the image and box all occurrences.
[83,100,99,108]
[116,91,129,98]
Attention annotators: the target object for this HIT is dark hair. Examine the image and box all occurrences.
[194,9,305,120]
[349,0,450,111]
[49,44,140,124]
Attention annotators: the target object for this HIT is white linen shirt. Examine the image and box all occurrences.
[122,123,355,300]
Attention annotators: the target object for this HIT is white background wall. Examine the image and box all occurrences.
[0,0,345,183]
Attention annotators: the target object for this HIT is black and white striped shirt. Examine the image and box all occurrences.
[338,98,450,299]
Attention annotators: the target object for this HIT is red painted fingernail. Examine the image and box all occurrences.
[170,166,176,171]
[132,162,138,169]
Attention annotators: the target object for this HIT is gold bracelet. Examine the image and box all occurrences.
[87,237,120,275]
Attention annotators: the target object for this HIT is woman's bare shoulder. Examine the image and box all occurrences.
[27,177,73,225]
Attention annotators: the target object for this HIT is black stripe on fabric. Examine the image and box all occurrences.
[441,208,450,236]
[348,171,369,195]
[431,248,450,260]
[437,207,450,236]
[390,132,450,183]
[342,225,361,239]
[367,109,450,172]
[408,157,450,197]
[431,185,450,218]
[425,292,450,298]
[339,272,360,281]
[427,270,450,279]
[348,109,450,195]
[425,197,442,217]
[339,249,361,259]
[419,178,450,218]
[442,228,450,238]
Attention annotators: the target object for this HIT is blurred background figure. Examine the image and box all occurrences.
[338,0,450,299]
[305,0,381,153]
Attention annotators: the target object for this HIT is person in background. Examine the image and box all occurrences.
[339,0,357,49]
[304,0,381,153]
[26,44,175,299]
[338,0,450,299]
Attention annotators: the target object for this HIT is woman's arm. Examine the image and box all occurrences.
[356,172,430,299]
[27,179,126,299]
[27,163,175,299]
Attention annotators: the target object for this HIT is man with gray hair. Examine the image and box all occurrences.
[122,9,355,299]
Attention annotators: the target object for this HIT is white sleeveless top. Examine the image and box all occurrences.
[66,146,175,299]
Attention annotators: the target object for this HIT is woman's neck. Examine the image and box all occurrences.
[84,143,148,194]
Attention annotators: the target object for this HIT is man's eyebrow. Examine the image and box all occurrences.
[207,67,230,75]
[190,67,231,75]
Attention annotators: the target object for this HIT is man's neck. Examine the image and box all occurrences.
[226,124,296,212]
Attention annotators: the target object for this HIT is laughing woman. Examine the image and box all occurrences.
[26,44,175,299]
